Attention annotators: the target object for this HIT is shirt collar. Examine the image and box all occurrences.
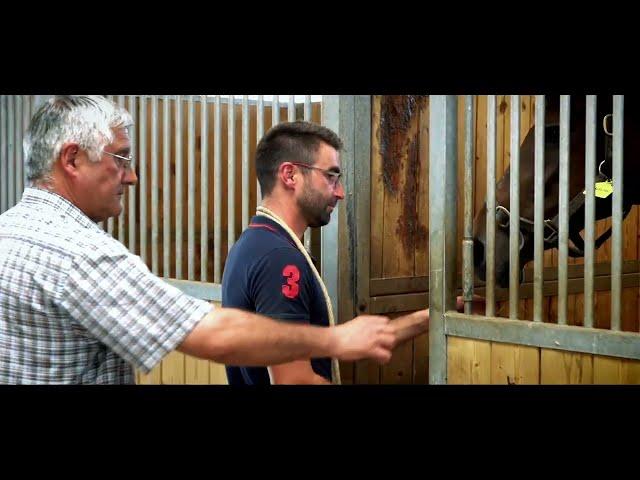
[21,187,103,231]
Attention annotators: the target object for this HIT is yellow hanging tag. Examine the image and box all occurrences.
[595,180,613,198]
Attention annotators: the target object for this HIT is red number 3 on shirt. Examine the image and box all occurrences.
[282,264,300,299]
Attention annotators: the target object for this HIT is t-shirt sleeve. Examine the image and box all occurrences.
[248,247,313,324]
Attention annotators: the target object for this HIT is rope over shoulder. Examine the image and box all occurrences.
[256,206,342,385]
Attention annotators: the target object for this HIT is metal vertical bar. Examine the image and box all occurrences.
[242,95,249,231]
[486,95,497,317]
[14,95,22,204]
[303,95,312,252]
[256,95,264,204]
[319,96,349,385]
[139,96,148,264]
[117,95,126,245]
[174,95,183,279]
[151,96,159,274]
[0,96,6,213]
[288,95,295,122]
[304,95,311,122]
[214,96,222,283]
[26,95,32,120]
[320,96,350,336]
[533,96,546,323]
[188,95,196,280]
[23,95,30,190]
[7,96,15,209]
[353,95,372,300]
[463,95,475,315]
[428,95,458,384]
[128,95,137,254]
[105,95,114,235]
[509,95,521,319]
[272,95,280,126]
[200,95,209,282]
[584,95,597,328]
[228,95,236,253]
[162,95,171,277]
[611,95,624,331]
[558,95,570,325]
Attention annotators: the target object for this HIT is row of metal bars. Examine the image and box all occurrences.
[462,95,625,330]
[0,95,316,285]
[0,96,33,214]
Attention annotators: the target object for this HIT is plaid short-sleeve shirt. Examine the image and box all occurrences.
[0,188,212,384]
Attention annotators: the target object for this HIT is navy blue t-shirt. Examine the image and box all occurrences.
[222,215,332,385]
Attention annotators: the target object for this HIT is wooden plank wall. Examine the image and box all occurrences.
[447,337,640,384]
[362,95,640,384]
[355,96,430,384]
[135,301,229,385]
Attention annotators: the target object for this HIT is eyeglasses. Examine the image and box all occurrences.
[104,151,134,172]
[290,162,342,187]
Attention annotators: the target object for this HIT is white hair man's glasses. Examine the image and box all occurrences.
[103,151,134,172]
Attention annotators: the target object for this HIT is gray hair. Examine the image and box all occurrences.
[24,95,133,183]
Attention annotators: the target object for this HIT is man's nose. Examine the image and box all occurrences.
[123,167,138,185]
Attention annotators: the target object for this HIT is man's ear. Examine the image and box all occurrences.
[59,143,80,176]
[278,162,297,189]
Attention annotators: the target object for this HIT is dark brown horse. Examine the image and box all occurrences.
[473,96,640,288]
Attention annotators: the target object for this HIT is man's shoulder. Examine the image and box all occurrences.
[230,227,300,262]
[0,203,124,258]
[231,243,305,273]
[240,224,295,246]
[50,218,128,259]
[225,235,308,289]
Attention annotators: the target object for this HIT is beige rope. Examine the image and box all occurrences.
[256,206,341,385]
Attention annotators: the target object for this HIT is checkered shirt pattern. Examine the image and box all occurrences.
[0,187,212,384]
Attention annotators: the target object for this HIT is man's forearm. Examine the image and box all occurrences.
[178,307,336,365]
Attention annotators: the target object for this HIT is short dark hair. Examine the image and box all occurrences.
[255,121,343,197]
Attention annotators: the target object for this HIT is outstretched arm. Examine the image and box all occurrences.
[389,295,487,347]
[177,307,396,366]
[389,309,430,347]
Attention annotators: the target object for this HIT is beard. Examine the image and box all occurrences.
[298,188,335,228]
